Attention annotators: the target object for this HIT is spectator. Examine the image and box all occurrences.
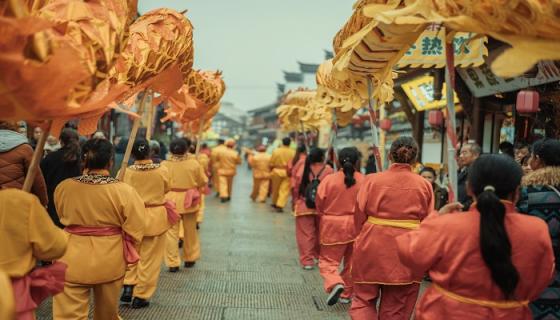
[420,167,448,210]
[0,121,48,205]
[92,131,107,140]
[364,147,377,174]
[30,126,43,149]
[514,142,530,164]
[40,128,82,227]
[44,135,62,156]
[518,138,560,319]
[149,140,162,163]
[498,141,514,158]
[458,142,481,210]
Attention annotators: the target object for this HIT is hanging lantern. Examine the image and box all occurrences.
[428,110,444,127]
[379,119,392,131]
[516,90,540,113]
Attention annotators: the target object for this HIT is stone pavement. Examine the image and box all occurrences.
[37,167,350,319]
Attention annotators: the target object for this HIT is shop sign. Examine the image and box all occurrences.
[458,61,560,98]
[397,25,487,69]
[401,75,459,111]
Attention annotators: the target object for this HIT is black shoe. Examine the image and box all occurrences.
[327,284,345,306]
[271,204,278,209]
[131,297,150,309]
[168,267,179,273]
[215,192,220,198]
[275,207,284,213]
[226,197,231,202]
[120,285,134,303]
[196,223,200,230]
[184,261,196,268]
[178,239,183,248]
[220,198,228,203]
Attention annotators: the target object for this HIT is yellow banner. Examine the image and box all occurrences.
[397,26,487,69]
[401,75,459,112]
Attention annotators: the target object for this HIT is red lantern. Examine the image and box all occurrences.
[516,90,539,113]
[428,110,444,127]
[379,119,392,131]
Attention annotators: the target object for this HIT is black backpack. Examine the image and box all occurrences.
[305,166,326,209]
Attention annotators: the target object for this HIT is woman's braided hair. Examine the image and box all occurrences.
[390,136,418,164]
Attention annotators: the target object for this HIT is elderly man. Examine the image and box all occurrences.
[457,142,481,209]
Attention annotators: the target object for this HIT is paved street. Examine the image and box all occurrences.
[37,168,350,319]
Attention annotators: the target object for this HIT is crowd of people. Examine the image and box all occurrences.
[0,120,244,319]
[2,116,560,319]
[245,135,560,319]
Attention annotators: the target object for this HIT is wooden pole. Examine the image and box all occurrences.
[146,100,154,141]
[117,90,149,180]
[195,117,205,155]
[379,104,387,169]
[366,77,383,172]
[23,120,52,192]
[445,39,459,201]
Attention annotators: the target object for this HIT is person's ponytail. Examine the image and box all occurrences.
[342,160,356,188]
[469,154,522,300]
[477,188,519,299]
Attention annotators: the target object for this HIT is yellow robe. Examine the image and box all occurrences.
[53,172,145,320]
[162,156,208,267]
[210,144,227,193]
[269,146,295,208]
[216,147,241,198]
[122,160,171,300]
[248,151,271,203]
[0,189,67,320]
[0,271,14,320]
[192,153,210,223]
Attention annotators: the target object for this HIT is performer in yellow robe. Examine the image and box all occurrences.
[163,138,208,270]
[270,137,295,212]
[210,139,227,196]
[120,139,174,308]
[216,139,241,202]
[248,145,271,203]
[192,150,210,224]
[53,138,145,320]
[0,188,68,320]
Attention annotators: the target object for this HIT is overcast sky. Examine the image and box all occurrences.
[139,0,353,111]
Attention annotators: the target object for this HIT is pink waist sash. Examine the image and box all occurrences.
[170,188,201,209]
[146,200,180,225]
[11,261,67,320]
[64,225,140,264]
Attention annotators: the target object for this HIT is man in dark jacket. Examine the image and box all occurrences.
[0,121,48,205]
[457,142,481,210]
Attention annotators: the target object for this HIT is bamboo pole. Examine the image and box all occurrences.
[379,104,387,169]
[117,90,149,180]
[299,120,309,151]
[146,100,154,141]
[366,77,383,172]
[195,117,205,155]
[445,40,459,201]
[22,120,52,192]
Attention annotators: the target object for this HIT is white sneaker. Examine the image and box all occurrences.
[327,284,345,306]
[303,265,314,271]
[339,297,352,304]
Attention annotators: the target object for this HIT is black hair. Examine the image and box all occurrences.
[298,147,325,197]
[514,141,529,150]
[60,128,80,163]
[532,139,560,166]
[217,139,225,145]
[419,166,436,177]
[292,144,307,166]
[170,138,188,155]
[468,154,522,299]
[183,137,193,151]
[132,139,150,161]
[201,143,208,149]
[339,147,360,188]
[499,141,514,158]
[282,137,291,146]
[82,138,114,170]
[390,136,418,164]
